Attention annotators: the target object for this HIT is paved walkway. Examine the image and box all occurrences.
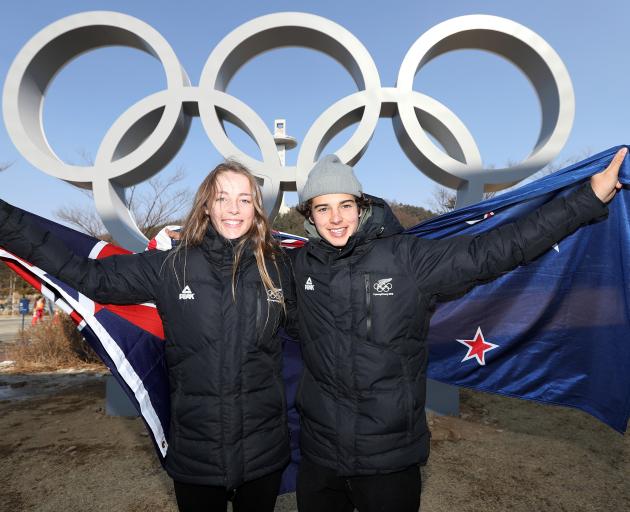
[0,316,24,344]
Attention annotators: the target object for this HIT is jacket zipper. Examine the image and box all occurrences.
[220,259,231,487]
[364,274,372,341]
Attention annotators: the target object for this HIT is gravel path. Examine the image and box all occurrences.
[1,369,628,511]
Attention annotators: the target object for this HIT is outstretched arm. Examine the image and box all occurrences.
[410,147,626,300]
[0,199,163,305]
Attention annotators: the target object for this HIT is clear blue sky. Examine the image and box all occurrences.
[1,0,629,228]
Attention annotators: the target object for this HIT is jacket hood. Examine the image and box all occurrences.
[360,194,404,240]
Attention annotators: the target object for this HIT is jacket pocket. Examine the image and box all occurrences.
[361,273,416,347]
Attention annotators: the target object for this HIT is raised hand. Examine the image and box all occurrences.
[165,228,181,241]
[591,147,627,203]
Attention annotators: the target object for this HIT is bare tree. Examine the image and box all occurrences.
[55,164,191,240]
[128,166,190,237]
[55,204,107,238]
[430,186,458,215]
[429,161,500,214]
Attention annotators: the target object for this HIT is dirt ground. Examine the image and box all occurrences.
[0,368,628,512]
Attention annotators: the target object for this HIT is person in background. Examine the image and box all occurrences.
[31,295,45,325]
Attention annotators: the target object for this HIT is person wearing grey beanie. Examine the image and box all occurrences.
[297,154,370,248]
[291,150,625,512]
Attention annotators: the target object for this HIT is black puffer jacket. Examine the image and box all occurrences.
[291,185,607,475]
[0,201,295,489]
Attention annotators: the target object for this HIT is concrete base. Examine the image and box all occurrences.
[426,378,460,416]
[105,376,139,417]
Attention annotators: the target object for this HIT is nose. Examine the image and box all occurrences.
[226,199,239,214]
[330,208,342,224]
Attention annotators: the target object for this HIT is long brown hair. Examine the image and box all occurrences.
[173,160,281,300]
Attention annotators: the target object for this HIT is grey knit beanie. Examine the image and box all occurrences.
[299,154,363,203]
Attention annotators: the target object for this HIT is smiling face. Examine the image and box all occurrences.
[206,171,255,239]
[310,193,361,247]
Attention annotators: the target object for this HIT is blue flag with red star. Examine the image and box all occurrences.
[407,145,630,433]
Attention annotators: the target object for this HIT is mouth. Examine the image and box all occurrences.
[327,227,348,238]
[222,219,243,228]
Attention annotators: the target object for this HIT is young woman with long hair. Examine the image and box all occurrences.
[0,160,297,512]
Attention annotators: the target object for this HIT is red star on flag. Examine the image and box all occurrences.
[456,327,498,366]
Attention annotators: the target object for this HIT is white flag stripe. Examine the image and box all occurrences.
[88,240,108,259]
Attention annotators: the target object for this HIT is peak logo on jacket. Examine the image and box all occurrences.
[179,285,195,300]
[305,277,315,291]
[373,278,394,296]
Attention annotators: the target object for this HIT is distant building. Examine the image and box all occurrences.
[273,119,297,215]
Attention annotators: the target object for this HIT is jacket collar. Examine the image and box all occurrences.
[199,225,255,267]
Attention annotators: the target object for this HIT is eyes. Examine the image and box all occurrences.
[215,195,252,205]
[314,202,357,216]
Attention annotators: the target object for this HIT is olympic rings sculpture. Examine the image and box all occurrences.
[3,11,574,251]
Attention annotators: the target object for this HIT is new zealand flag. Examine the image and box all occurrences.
[1,146,629,495]
[407,145,630,433]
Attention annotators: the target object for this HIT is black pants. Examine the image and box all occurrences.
[296,458,421,512]
[173,469,283,512]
